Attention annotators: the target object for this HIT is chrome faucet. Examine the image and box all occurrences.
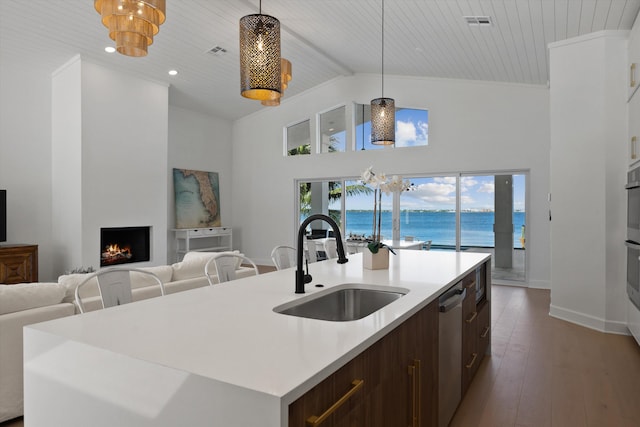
[296,214,348,293]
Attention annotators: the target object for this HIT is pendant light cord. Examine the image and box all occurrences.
[259,0,262,14]
[381,0,385,98]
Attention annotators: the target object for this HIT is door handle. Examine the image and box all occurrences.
[466,311,478,323]
[407,359,421,427]
[306,379,364,426]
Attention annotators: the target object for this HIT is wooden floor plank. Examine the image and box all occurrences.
[451,285,640,427]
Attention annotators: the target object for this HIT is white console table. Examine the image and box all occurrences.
[173,227,232,261]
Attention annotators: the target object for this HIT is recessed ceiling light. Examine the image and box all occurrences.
[168,70,178,76]
[104,46,116,53]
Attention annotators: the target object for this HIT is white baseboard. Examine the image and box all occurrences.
[528,279,551,290]
[549,304,630,335]
[491,279,550,289]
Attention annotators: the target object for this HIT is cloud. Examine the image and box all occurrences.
[477,183,494,193]
[406,181,457,208]
[395,120,428,147]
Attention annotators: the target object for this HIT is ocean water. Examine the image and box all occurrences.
[344,211,526,248]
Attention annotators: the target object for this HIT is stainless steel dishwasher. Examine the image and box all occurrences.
[438,282,465,427]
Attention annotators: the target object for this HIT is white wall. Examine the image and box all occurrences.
[51,56,83,273]
[0,61,55,279]
[167,105,233,262]
[1,55,229,280]
[231,74,551,290]
[51,58,169,273]
[549,32,628,333]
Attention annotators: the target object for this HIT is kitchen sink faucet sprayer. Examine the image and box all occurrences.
[296,214,348,293]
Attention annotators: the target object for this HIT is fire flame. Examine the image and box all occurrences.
[102,243,133,264]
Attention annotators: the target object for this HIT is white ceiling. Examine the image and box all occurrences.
[1,0,639,120]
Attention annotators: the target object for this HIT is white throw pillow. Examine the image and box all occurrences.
[171,251,242,281]
[59,273,100,303]
[131,266,173,289]
[0,282,65,315]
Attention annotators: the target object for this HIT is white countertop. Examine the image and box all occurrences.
[29,250,489,407]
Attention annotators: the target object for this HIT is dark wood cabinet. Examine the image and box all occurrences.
[289,260,491,427]
[289,300,439,427]
[461,263,491,396]
[0,244,38,284]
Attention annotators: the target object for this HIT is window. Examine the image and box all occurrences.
[318,106,346,153]
[459,173,526,282]
[344,179,391,240]
[286,119,311,156]
[298,180,343,230]
[399,176,456,247]
[355,103,428,150]
[295,170,527,283]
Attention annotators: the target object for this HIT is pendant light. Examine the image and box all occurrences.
[240,0,281,101]
[370,0,395,145]
[94,0,166,57]
[262,58,292,106]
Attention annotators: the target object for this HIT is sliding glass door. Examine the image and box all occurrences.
[398,176,457,249]
[460,173,526,282]
[296,171,527,283]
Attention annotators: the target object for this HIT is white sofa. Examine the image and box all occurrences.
[0,251,256,423]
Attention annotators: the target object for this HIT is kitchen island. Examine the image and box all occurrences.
[24,250,490,426]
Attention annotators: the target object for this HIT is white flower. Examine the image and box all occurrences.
[361,167,410,243]
[361,166,374,184]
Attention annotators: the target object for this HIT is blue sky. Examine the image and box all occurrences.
[355,108,429,150]
[339,174,526,211]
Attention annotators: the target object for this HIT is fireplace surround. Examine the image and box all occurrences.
[100,226,151,267]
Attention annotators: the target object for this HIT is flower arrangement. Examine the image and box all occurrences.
[361,166,411,254]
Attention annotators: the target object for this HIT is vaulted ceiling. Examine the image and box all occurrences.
[1,0,639,120]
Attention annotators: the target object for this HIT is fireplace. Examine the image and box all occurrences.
[100,226,151,267]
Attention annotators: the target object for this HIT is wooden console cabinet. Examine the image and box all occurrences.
[0,244,38,284]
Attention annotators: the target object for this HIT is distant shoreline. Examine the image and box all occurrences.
[343,209,526,213]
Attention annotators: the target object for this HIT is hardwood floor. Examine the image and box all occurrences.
[3,284,640,427]
[451,285,640,427]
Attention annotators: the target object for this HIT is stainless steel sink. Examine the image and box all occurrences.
[274,284,409,321]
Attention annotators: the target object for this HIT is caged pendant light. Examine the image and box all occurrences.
[370,0,395,145]
[240,0,282,101]
[94,0,166,57]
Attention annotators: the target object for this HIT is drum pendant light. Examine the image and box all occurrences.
[240,0,281,101]
[370,0,395,145]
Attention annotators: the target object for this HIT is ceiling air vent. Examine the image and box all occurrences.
[207,46,228,56]
[463,16,492,26]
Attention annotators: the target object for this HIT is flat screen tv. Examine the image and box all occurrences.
[0,190,5,242]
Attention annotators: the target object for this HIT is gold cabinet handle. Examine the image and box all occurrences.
[306,379,364,427]
[407,359,421,427]
[465,353,478,369]
[632,63,637,88]
[480,326,490,338]
[633,136,637,160]
[466,311,478,323]
[466,280,476,289]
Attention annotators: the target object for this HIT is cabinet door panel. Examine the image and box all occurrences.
[331,358,366,427]
[630,93,640,167]
[461,271,479,395]
[0,245,38,284]
[477,301,491,362]
[415,300,439,427]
